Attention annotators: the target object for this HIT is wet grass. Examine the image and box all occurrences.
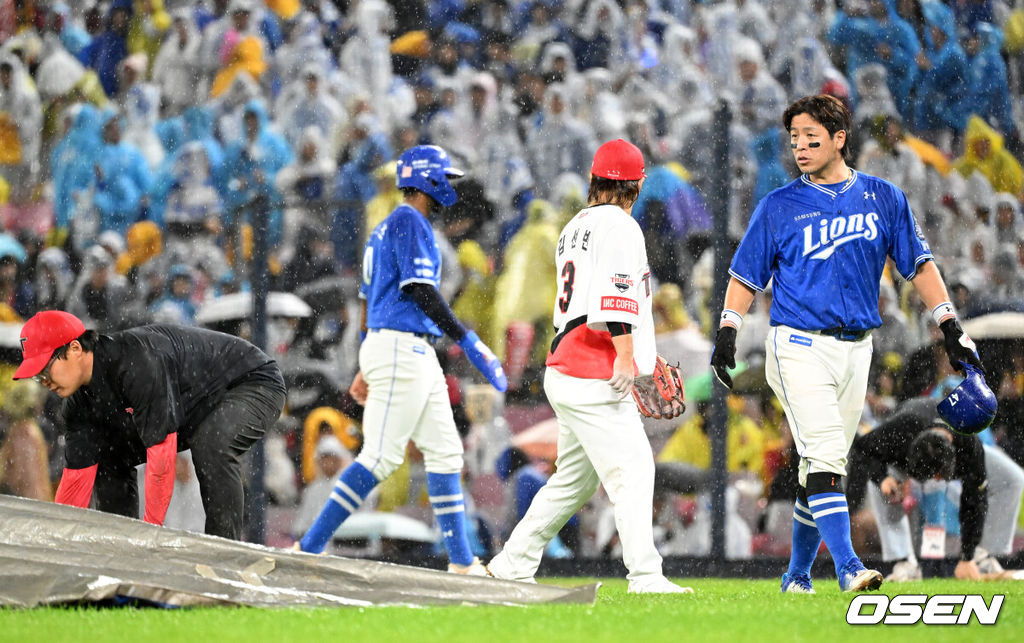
[2,577,1022,642]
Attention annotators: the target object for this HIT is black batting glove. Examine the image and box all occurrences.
[939,318,983,373]
[710,326,738,389]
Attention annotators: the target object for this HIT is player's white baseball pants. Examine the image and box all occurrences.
[488,368,663,583]
[765,325,872,486]
[868,444,1024,560]
[355,329,464,479]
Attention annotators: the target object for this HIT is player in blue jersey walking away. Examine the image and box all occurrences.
[295,145,507,575]
[710,95,985,593]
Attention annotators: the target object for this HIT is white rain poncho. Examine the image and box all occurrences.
[0,53,42,190]
[524,83,597,200]
[731,37,786,135]
[276,64,344,151]
[852,63,898,124]
[152,10,203,114]
[652,24,713,115]
[577,68,627,143]
[338,0,394,124]
[117,54,165,168]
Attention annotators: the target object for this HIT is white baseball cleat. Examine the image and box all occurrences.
[448,557,490,576]
[886,559,922,582]
[627,575,694,594]
[780,573,815,593]
[840,564,883,592]
[484,556,537,583]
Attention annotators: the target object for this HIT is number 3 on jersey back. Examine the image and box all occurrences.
[558,261,576,313]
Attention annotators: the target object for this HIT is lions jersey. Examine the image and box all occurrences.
[730,170,932,331]
[546,204,657,378]
[361,204,444,336]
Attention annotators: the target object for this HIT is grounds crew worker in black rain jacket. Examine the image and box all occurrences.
[14,310,287,540]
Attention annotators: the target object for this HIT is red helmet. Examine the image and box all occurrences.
[590,139,645,181]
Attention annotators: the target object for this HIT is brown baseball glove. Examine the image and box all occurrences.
[631,356,686,419]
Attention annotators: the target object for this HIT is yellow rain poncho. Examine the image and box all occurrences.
[210,37,267,99]
[904,134,952,176]
[115,221,163,274]
[128,0,171,70]
[301,407,360,484]
[490,199,560,362]
[658,407,765,476]
[652,283,692,335]
[364,162,402,244]
[452,240,496,345]
[955,115,1024,196]
[266,0,301,20]
[390,31,431,58]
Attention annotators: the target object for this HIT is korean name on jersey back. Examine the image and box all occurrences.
[547,204,657,378]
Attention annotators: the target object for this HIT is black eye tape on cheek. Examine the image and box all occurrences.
[808,142,821,148]
[790,143,797,149]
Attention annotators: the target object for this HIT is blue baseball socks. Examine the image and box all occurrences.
[299,461,378,553]
[787,486,822,579]
[805,472,859,577]
[427,471,474,566]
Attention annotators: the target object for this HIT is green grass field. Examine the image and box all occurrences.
[3,578,1021,643]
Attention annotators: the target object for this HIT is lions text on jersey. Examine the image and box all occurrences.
[729,170,932,332]
[546,204,657,378]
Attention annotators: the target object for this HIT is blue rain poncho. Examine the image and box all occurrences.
[223,99,293,246]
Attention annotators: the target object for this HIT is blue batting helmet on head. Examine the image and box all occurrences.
[396,145,464,207]
[936,363,998,434]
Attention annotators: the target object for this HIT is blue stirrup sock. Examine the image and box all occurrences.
[787,487,821,578]
[806,473,858,575]
[427,471,474,566]
[299,462,378,553]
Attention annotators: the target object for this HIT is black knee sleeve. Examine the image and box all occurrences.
[796,486,808,506]
[805,471,844,496]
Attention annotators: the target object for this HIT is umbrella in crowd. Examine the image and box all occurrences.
[963,311,1024,340]
[331,511,436,544]
[0,233,26,263]
[195,291,313,326]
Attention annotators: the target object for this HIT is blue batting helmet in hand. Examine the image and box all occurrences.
[396,145,464,207]
[936,363,998,434]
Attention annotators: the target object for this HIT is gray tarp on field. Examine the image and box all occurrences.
[0,496,598,608]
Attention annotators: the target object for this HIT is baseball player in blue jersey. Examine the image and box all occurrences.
[710,95,984,593]
[296,145,507,575]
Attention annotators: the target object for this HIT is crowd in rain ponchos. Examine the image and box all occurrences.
[1,0,1024,555]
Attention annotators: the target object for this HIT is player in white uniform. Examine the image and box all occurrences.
[487,139,692,594]
[296,145,506,575]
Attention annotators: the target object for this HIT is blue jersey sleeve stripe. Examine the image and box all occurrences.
[398,277,439,289]
[728,269,765,292]
[898,253,934,281]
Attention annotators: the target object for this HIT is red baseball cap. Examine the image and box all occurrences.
[590,139,645,181]
[13,311,86,380]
